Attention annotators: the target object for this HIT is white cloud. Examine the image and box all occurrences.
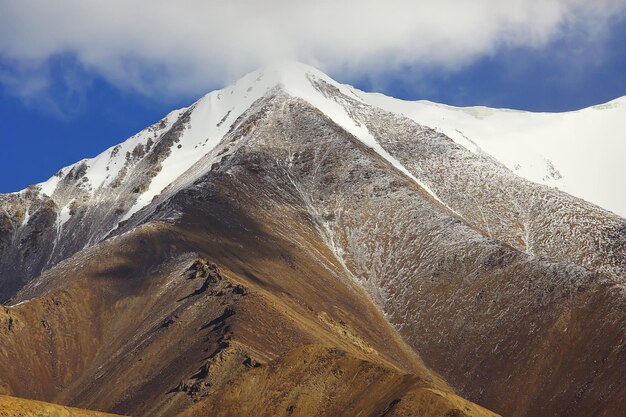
[0,0,625,99]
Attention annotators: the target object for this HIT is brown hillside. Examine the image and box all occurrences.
[0,394,124,417]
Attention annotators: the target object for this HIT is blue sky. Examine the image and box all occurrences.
[1,1,626,192]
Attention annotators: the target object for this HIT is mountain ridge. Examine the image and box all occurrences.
[14,61,626,217]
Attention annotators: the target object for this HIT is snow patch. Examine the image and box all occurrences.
[7,299,30,308]
[58,201,73,226]
[38,174,61,197]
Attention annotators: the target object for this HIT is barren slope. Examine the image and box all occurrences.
[177,345,499,417]
[0,394,123,417]
[0,181,465,417]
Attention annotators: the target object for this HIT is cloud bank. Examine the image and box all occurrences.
[1,0,625,101]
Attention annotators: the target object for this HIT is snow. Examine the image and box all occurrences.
[360,92,626,217]
[24,108,186,201]
[58,201,72,226]
[7,299,30,308]
[20,209,31,227]
[47,201,72,255]
[84,108,186,193]
[38,174,62,197]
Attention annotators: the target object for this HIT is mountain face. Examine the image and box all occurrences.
[0,62,624,417]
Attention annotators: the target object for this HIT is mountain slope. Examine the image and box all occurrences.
[363,91,626,217]
[0,62,624,417]
[0,394,123,417]
[0,185,484,417]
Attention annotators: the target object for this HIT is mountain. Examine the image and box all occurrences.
[0,62,624,417]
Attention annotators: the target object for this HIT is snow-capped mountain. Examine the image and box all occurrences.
[2,62,623,300]
[28,61,626,218]
[1,62,625,417]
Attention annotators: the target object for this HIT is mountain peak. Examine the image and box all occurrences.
[256,60,323,78]
[217,60,348,105]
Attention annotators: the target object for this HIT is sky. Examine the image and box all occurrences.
[1,0,626,192]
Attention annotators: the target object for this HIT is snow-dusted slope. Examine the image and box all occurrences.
[361,93,626,217]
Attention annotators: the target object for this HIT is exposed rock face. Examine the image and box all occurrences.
[0,63,624,417]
